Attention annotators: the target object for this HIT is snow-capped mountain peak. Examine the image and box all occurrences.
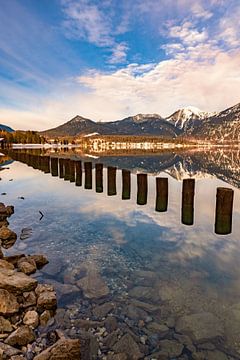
[166,107,217,130]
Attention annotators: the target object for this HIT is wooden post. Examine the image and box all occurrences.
[69,160,76,183]
[64,159,70,181]
[137,174,148,205]
[96,164,103,193]
[75,160,82,187]
[155,177,168,212]
[84,162,92,189]
[181,179,195,225]
[42,156,50,173]
[50,157,58,177]
[122,169,131,200]
[215,187,234,235]
[59,158,64,178]
[107,166,117,196]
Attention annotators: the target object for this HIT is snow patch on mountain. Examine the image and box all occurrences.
[166,107,217,130]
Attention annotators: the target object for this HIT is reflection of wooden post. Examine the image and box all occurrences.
[51,157,58,177]
[215,187,234,235]
[43,156,50,173]
[75,160,82,187]
[96,164,103,193]
[64,159,70,181]
[69,160,76,183]
[182,179,195,225]
[137,174,148,205]
[122,170,131,200]
[108,166,117,196]
[84,162,92,189]
[156,177,168,212]
[59,158,64,178]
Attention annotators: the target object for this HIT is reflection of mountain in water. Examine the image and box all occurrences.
[2,148,240,188]
[87,149,240,189]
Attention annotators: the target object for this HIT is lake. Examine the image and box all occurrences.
[1,148,240,359]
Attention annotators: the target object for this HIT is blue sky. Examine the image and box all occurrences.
[0,0,239,130]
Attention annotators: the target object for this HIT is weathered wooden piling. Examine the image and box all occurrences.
[42,156,50,173]
[50,157,58,177]
[69,160,76,183]
[215,187,234,235]
[181,179,195,225]
[84,162,92,189]
[107,166,117,196]
[63,159,70,181]
[95,164,103,193]
[155,177,168,212]
[59,158,64,178]
[137,174,148,205]
[122,169,131,200]
[75,160,82,187]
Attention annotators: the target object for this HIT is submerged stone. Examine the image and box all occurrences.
[176,312,224,343]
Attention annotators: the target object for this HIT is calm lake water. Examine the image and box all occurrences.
[1,148,240,359]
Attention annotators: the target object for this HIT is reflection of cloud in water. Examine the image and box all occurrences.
[2,159,240,286]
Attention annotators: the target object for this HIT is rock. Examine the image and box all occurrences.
[147,322,169,336]
[40,310,52,326]
[125,305,148,320]
[17,257,37,275]
[105,316,118,332]
[0,226,17,248]
[107,353,127,360]
[35,284,54,295]
[104,330,121,348]
[37,290,57,312]
[0,289,19,315]
[22,291,37,308]
[45,280,79,299]
[176,312,224,343]
[130,300,159,313]
[73,319,103,330]
[159,339,184,357]
[0,268,37,294]
[3,254,25,266]
[0,259,14,270]
[42,258,64,277]
[92,302,115,318]
[33,338,81,360]
[113,334,143,359]
[5,325,35,346]
[23,310,39,328]
[30,254,49,269]
[77,270,109,299]
[0,316,13,332]
[0,342,22,357]
[128,286,159,302]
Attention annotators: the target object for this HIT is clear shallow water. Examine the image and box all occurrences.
[1,149,240,359]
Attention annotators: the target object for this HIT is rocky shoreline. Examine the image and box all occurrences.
[0,202,80,359]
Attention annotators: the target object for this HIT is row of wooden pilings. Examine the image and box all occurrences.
[8,151,234,235]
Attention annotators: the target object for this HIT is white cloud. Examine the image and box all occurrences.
[1,45,239,130]
[108,43,128,64]
[62,0,113,47]
[169,21,208,45]
[191,3,213,19]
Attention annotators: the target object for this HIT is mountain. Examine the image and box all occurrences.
[41,114,181,138]
[40,102,240,141]
[166,106,216,131]
[40,116,99,137]
[190,103,240,141]
[0,124,14,133]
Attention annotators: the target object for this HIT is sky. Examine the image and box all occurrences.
[0,0,239,130]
